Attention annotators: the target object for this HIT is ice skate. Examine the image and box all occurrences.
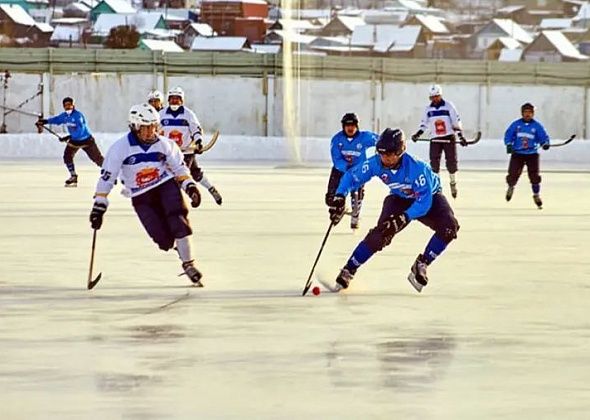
[350,215,359,231]
[208,186,222,205]
[335,267,354,290]
[182,260,203,287]
[506,186,514,202]
[450,182,457,199]
[407,254,429,293]
[533,194,543,210]
[64,175,78,187]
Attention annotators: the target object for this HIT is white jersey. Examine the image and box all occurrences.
[159,106,202,154]
[419,99,463,138]
[95,132,190,198]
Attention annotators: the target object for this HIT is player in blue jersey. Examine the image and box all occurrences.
[504,102,550,209]
[36,97,103,187]
[326,128,460,293]
[326,112,378,230]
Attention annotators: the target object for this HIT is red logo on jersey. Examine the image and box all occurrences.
[168,130,183,147]
[135,167,160,187]
[434,119,447,135]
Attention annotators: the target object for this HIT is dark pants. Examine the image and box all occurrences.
[364,192,459,253]
[183,154,204,182]
[325,166,364,205]
[429,135,457,174]
[132,179,192,251]
[63,136,104,167]
[506,153,541,186]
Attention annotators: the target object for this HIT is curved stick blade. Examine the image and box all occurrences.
[88,273,102,290]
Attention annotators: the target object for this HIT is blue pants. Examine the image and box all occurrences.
[364,192,459,253]
[132,179,192,251]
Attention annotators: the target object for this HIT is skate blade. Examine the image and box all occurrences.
[64,184,78,188]
[407,273,424,293]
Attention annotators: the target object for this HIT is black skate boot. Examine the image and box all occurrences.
[182,260,203,287]
[350,215,359,230]
[208,186,222,205]
[533,194,543,210]
[335,267,354,290]
[450,182,457,199]
[407,254,429,293]
[506,186,514,202]
[64,174,78,187]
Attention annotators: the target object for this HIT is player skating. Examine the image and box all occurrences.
[36,97,104,187]
[504,102,550,209]
[326,113,378,230]
[411,84,467,199]
[89,103,204,285]
[147,90,164,111]
[326,128,460,293]
[159,86,222,205]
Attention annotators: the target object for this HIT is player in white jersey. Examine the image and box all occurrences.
[147,90,164,111]
[159,86,222,205]
[89,103,204,286]
[411,84,467,199]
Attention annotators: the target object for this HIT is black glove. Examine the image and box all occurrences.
[378,213,409,236]
[327,194,345,225]
[36,118,48,126]
[411,130,423,142]
[506,144,513,154]
[185,182,201,208]
[60,135,71,143]
[542,143,550,150]
[458,133,467,147]
[193,139,203,154]
[90,201,107,230]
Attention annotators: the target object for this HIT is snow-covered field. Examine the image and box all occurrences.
[1,160,589,419]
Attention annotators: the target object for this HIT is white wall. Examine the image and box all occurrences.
[1,71,588,142]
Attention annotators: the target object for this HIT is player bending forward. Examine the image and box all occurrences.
[89,103,204,285]
[326,128,460,293]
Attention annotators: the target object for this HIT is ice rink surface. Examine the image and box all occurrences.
[1,160,589,419]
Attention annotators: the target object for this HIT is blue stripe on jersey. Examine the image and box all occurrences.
[122,152,166,165]
[161,119,189,127]
[427,109,451,118]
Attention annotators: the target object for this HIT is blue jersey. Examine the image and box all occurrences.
[336,153,441,220]
[46,109,92,142]
[330,130,378,172]
[504,118,549,155]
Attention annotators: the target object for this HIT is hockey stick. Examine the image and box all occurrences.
[302,221,334,296]
[0,104,41,117]
[414,131,481,145]
[186,130,220,154]
[549,134,575,148]
[465,131,482,145]
[41,124,68,142]
[87,229,102,290]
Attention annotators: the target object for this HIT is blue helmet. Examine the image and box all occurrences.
[376,128,405,155]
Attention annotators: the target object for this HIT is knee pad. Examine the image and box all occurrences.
[364,227,394,253]
[191,166,204,182]
[156,237,175,251]
[530,174,541,184]
[438,221,459,243]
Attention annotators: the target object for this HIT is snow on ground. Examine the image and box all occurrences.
[1,160,590,419]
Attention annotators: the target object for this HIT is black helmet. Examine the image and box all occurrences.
[62,97,74,106]
[521,102,535,112]
[376,128,405,155]
[341,112,359,126]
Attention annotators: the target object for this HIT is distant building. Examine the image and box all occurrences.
[200,0,267,43]
[89,0,135,22]
[190,35,251,51]
[522,30,588,62]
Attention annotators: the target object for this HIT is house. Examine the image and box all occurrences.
[190,35,251,51]
[317,15,364,37]
[150,8,196,30]
[89,0,135,22]
[495,5,528,24]
[405,14,449,41]
[486,36,521,60]
[498,48,523,62]
[267,19,319,34]
[470,18,533,54]
[562,0,586,18]
[539,18,572,30]
[200,0,267,41]
[139,38,183,51]
[0,4,52,44]
[50,23,84,46]
[179,22,214,48]
[92,12,167,37]
[62,2,92,18]
[572,2,590,28]
[522,30,588,62]
[370,25,425,58]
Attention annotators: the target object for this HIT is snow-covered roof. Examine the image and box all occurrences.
[140,39,183,52]
[0,4,35,26]
[352,24,400,47]
[50,24,82,41]
[494,36,521,50]
[497,5,525,14]
[202,0,267,4]
[309,36,350,47]
[492,19,533,44]
[64,2,92,13]
[190,36,249,51]
[51,17,87,24]
[539,18,572,30]
[187,23,214,37]
[499,48,523,62]
[93,12,163,36]
[334,16,365,31]
[34,22,54,32]
[573,3,590,22]
[362,9,408,25]
[251,44,281,54]
[413,14,449,34]
[94,0,135,14]
[540,30,588,60]
[272,19,318,32]
[373,25,421,52]
[143,28,181,39]
[268,29,315,44]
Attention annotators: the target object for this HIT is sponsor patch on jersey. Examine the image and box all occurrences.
[356,143,362,150]
[380,174,389,182]
[135,167,160,187]
[168,130,183,147]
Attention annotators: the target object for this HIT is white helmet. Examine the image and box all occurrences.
[147,90,163,101]
[429,84,443,97]
[128,103,160,131]
[167,86,184,102]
